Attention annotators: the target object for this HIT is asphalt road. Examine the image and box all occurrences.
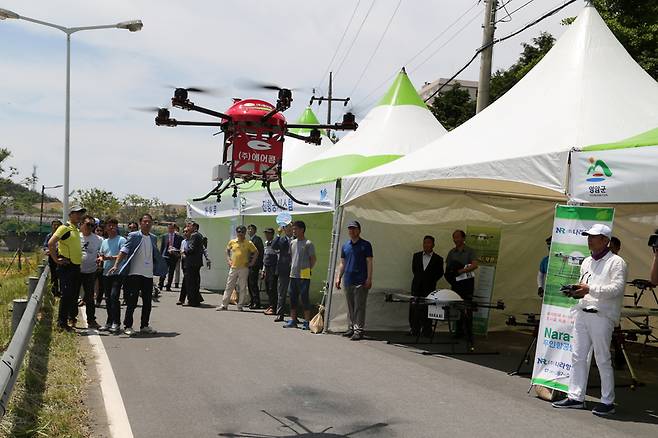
[97,291,658,438]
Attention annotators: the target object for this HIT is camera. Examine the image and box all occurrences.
[560,284,580,298]
[648,229,658,248]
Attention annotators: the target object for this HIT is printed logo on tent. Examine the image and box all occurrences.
[317,188,331,206]
[585,157,612,182]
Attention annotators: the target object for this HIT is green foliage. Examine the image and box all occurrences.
[428,83,476,131]
[120,194,165,223]
[73,188,121,220]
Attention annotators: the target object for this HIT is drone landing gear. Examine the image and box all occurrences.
[192,179,234,203]
[264,178,309,210]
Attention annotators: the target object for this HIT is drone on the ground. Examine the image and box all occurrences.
[152,86,358,208]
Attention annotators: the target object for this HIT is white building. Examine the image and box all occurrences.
[418,78,479,103]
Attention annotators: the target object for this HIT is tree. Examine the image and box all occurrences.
[73,188,121,220]
[428,83,476,131]
[120,194,163,224]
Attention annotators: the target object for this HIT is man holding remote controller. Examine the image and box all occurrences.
[552,224,627,416]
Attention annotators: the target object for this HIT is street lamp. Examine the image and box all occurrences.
[39,184,62,241]
[0,8,143,221]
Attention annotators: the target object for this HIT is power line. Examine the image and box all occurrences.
[315,0,362,93]
[349,0,403,97]
[496,0,536,24]
[333,0,377,79]
[356,1,481,107]
[422,0,576,104]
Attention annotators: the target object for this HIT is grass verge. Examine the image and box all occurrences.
[0,269,91,437]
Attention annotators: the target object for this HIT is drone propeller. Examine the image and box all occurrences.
[132,106,166,113]
[164,85,224,96]
[236,79,310,93]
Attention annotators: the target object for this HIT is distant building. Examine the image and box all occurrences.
[418,78,479,103]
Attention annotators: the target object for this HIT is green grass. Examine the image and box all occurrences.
[0,267,91,437]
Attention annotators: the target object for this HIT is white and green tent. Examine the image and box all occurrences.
[199,69,447,295]
[281,107,333,172]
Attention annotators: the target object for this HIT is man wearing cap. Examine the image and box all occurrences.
[219,225,258,311]
[272,223,294,322]
[262,227,279,315]
[552,224,627,416]
[48,206,85,331]
[334,220,373,341]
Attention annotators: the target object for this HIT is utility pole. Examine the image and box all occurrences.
[476,0,497,113]
[310,71,351,139]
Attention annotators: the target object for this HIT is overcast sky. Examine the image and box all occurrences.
[1,0,585,204]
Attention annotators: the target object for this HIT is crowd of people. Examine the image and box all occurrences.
[43,205,210,335]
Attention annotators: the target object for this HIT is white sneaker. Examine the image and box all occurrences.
[140,326,156,334]
[109,323,120,333]
[216,305,228,311]
[98,324,110,331]
[124,327,135,336]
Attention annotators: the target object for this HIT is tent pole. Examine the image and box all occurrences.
[324,178,344,333]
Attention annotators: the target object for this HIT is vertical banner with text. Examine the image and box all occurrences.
[466,226,501,335]
[531,205,614,391]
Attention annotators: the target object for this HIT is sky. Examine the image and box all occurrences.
[0,0,585,204]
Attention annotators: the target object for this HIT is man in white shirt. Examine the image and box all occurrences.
[552,224,628,416]
[79,215,103,329]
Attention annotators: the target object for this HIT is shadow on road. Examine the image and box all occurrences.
[219,410,389,437]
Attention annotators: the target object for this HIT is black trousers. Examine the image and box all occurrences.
[123,275,153,329]
[80,272,97,323]
[48,256,60,295]
[264,266,278,309]
[102,275,122,326]
[159,255,179,289]
[57,264,81,326]
[184,265,202,305]
[248,266,261,307]
[452,278,475,342]
[409,291,433,336]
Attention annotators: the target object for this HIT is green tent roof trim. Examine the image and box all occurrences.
[584,126,658,151]
[376,68,428,109]
[242,154,401,191]
[289,107,322,135]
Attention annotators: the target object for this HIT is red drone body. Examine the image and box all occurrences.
[224,99,286,181]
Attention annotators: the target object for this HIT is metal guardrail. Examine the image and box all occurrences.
[0,264,50,418]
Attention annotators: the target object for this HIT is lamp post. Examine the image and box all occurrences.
[0,8,143,221]
[39,184,63,240]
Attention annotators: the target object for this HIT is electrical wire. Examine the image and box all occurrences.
[349,0,403,97]
[334,0,377,79]
[496,0,536,24]
[422,0,576,104]
[315,0,362,93]
[356,1,481,107]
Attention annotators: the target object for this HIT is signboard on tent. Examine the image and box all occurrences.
[240,182,336,216]
[569,147,658,203]
[531,205,614,392]
[466,225,501,335]
[187,196,240,218]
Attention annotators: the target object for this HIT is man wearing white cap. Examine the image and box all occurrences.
[552,223,627,416]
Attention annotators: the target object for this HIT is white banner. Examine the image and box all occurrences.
[187,196,240,219]
[569,146,658,203]
[531,205,615,392]
[240,182,336,216]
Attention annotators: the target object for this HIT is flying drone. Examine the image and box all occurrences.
[152,86,358,208]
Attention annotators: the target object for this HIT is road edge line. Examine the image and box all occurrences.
[81,308,134,438]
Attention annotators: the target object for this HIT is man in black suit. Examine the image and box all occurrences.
[159,223,183,291]
[410,235,444,337]
[183,222,205,306]
[247,224,264,309]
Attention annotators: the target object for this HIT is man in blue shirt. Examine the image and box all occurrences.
[334,220,373,341]
[99,218,126,333]
[537,236,551,297]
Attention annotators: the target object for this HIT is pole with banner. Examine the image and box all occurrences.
[531,205,615,392]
